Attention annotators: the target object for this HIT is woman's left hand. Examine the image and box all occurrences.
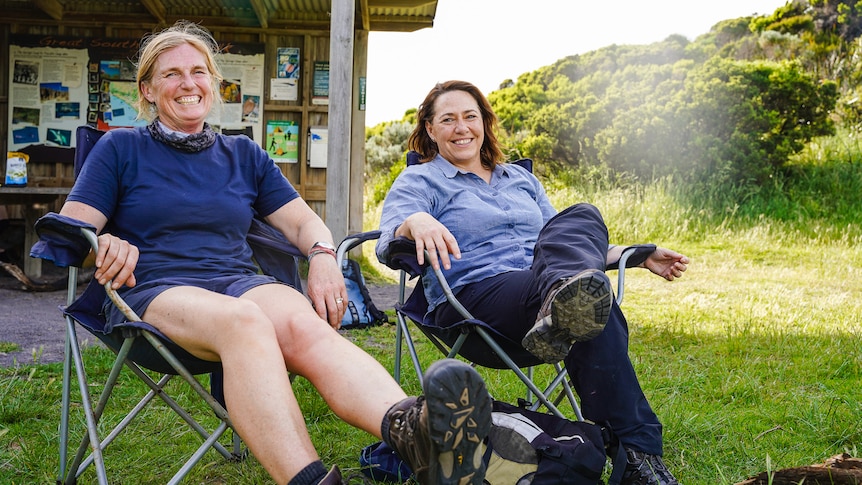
[644,247,689,281]
[306,255,348,329]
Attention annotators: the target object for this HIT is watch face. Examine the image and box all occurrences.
[314,241,336,251]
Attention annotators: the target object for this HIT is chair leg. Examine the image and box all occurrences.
[57,321,73,484]
[63,316,109,485]
[397,311,426,385]
[58,268,77,484]
[475,327,571,418]
[168,421,230,485]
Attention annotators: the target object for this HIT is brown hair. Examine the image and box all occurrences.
[408,80,504,169]
[134,20,223,122]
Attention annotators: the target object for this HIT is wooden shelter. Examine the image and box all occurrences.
[0,0,437,277]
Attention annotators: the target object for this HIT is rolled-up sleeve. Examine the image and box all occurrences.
[375,169,433,263]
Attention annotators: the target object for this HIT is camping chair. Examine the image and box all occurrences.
[339,155,645,422]
[30,125,305,485]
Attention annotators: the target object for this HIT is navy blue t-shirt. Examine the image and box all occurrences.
[68,126,299,285]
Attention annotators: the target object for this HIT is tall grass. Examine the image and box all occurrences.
[1,136,861,484]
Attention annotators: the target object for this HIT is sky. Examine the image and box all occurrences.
[364,0,790,126]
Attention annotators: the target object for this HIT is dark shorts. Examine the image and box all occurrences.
[104,273,288,330]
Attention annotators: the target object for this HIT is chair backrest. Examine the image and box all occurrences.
[74,125,105,178]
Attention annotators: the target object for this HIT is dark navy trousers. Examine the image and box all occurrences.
[433,203,664,455]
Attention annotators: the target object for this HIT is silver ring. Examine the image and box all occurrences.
[336,297,344,304]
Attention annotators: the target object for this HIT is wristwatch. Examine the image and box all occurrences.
[310,241,336,252]
[308,241,337,261]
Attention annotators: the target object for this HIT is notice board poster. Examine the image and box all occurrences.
[7,34,266,153]
[8,38,91,151]
[265,120,299,164]
[312,61,329,106]
[209,43,266,144]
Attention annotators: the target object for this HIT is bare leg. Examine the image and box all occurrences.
[242,284,407,432]
[142,286,320,483]
[142,283,407,484]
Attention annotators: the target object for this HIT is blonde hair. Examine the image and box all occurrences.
[134,20,223,122]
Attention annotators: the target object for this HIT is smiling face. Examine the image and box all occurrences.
[140,43,214,133]
[426,90,485,169]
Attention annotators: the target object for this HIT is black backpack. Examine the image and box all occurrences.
[339,258,388,329]
[483,400,626,485]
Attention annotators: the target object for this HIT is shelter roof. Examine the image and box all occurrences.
[1,0,438,32]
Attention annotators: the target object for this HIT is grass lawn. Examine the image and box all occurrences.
[1,211,860,484]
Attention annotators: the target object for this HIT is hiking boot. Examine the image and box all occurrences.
[318,465,344,485]
[522,269,612,363]
[382,359,492,485]
[621,449,680,485]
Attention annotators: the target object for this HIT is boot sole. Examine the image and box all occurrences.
[522,270,612,363]
[423,359,492,485]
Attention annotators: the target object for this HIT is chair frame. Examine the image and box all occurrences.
[338,230,640,421]
[50,225,243,485]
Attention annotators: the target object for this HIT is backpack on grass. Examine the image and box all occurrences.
[484,400,625,485]
[340,258,388,329]
[358,400,626,484]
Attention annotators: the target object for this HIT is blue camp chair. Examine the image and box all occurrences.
[31,125,304,485]
[339,154,645,421]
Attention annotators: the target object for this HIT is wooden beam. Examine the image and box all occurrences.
[349,30,369,236]
[248,0,269,29]
[140,0,166,25]
[358,0,371,31]
[369,17,435,32]
[368,0,436,8]
[31,0,63,20]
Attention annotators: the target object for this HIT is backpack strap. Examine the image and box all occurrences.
[607,444,627,485]
[602,425,627,485]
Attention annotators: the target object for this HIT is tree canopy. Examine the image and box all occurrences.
[368,0,862,189]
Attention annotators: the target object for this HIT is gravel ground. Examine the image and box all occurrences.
[0,265,403,368]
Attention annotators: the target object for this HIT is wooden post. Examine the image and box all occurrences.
[350,30,368,237]
[326,0,354,243]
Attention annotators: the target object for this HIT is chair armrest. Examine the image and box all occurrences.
[610,244,656,305]
[30,212,96,268]
[384,237,426,278]
[607,243,656,270]
[336,230,382,265]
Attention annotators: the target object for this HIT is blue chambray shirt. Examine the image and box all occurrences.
[376,154,558,315]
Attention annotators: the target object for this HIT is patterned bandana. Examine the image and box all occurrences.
[147,119,217,153]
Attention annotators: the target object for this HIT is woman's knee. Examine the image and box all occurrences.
[219,298,279,339]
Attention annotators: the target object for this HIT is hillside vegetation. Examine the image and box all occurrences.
[365,0,862,239]
[359,3,862,479]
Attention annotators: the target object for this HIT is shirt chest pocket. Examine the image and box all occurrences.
[438,191,514,252]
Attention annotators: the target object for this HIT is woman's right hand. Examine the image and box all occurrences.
[94,233,139,289]
[395,212,460,270]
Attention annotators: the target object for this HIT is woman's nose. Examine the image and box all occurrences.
[179,72,195,87]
